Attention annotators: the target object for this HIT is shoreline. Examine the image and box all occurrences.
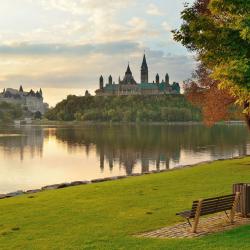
[30,120,246,127]
[1,154,249,200]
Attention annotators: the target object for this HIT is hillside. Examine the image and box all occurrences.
[45,94,203,122]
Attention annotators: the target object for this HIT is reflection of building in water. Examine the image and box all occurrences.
[60,131,177,175]
[0,127,44,161]
[102,150,171,175]
[54,124,250,175]
[55,126,183,175]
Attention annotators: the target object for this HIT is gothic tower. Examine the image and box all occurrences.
[141,54,148,83]
[100,75,104,89]
[156,73,160,84]
[165,73,170,85]
[109,75,113,85]
[19,85,23,92]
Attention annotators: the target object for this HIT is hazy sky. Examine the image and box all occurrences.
[0,0,196,106]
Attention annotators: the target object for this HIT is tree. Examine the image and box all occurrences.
[173,0,250,128]
[34,111,42,120]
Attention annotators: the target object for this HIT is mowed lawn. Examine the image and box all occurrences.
[1,158,250,250]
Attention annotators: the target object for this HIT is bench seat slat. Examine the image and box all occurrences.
[192,198,234,209]
[202,197,235,205]
[201,209,232,216]
[201,203,233,211]
[192,194,235,204]
[192,199,234,210]
[201,201,234,209]
[201,204,233,212]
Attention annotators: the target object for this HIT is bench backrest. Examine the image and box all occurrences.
[189,194,236,218]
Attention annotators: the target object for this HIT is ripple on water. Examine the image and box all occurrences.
[0,134,25,138]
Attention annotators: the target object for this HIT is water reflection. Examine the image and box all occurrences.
[54,124,250,174]
[0,126,44,161]
[0,124,249,193]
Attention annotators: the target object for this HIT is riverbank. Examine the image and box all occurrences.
[1,157,250,249]
[32,119,245,126]
[0,155,249,199]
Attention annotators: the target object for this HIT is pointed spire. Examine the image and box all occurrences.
[141,53,149,83]
[141,53,148,69]
[39,88,43,96]
[126,63,132,74]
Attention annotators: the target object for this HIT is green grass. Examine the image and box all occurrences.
[1,158,250,250]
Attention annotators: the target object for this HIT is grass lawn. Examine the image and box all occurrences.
[1,158,250,250]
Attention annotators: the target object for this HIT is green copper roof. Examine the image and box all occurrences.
[102,82,180,94]
[139,83,159,90]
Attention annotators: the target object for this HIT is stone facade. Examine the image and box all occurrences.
[0,86,48,114]
[95,54,181,96]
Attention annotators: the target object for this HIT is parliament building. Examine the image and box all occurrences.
[95,54,180,96]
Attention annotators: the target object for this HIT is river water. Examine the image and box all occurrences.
[0,123,249,193]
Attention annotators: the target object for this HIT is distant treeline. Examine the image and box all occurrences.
[45,95,204,122]
[0,102,23,124]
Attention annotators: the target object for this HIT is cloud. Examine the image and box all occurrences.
[146,3,163,16]
[162,21,172,32]
[0,0,197,106]
[38,0,135,15]
[0,46,195,88]
[0,47,195,106]
[0,41,141,56]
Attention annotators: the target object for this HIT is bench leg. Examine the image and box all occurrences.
[230,192,241,224]
[186,218,192,227]
[192,199,203,233]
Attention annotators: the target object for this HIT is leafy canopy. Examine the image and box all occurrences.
[173,0,250,118]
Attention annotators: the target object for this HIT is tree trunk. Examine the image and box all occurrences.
[246,114,250,130]
[244,101,250,130]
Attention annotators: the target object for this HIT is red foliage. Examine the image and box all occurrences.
[185,64,236,126]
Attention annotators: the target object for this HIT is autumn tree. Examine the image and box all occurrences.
[173,0,250,128]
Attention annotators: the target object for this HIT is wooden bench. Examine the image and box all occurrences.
[176,192,241,233]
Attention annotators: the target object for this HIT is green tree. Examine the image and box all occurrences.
[173,0,250,127]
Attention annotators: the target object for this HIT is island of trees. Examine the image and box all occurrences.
[45,94,241,123]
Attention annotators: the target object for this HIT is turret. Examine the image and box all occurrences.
[39,88,43,96]
[165,73,170,85]
[99,75,104,89]
[19,85,23,92]
[156,73,160,84]
[172,82,181,94]
[85,90,91,97]
[109,75,113,85]
[141,54,148,83]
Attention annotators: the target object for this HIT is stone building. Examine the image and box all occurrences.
[0,86,48,114]
[95,54,180,96]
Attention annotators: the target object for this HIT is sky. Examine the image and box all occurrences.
[0,0,196,106]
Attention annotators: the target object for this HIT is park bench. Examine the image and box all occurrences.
[176,192,241,233]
